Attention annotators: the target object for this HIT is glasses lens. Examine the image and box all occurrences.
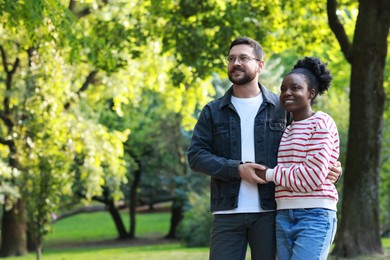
[238,56,250,63]
[226,55,256,64]
[226,56,235,63]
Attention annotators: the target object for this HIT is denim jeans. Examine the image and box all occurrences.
[276,208,337,260]
[210,212,276,260]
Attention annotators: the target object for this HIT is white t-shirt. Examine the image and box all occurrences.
[214,93,264,214]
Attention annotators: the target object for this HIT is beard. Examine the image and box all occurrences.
[228,66,257,85]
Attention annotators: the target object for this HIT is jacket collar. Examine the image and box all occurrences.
[219,82,277,110]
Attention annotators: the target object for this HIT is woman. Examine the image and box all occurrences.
[256,56,339,259]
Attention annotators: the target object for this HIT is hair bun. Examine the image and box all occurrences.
[293,57,333,94]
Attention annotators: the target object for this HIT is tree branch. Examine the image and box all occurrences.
[0,45,20,115]
[327,0,353,63]
[64,70,98,110]
[0,111,15,129]
[0,137,12,146]
[0,45,20,75]
[68,0,76,12]
[68,0,109,19]
[0,45,9,73]
[77,70,98,95]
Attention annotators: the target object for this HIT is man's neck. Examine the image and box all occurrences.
[232,82,261,98]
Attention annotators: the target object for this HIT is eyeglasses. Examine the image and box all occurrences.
[225,55,261,64]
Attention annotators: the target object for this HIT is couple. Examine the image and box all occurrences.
[187,37,341,260]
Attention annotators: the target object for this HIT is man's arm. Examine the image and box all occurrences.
[187,106,241,181]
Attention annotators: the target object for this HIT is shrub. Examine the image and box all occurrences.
[176,192,212,247]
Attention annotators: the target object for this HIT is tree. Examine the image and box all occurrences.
[327,0,390,257]
[0,1,130,257]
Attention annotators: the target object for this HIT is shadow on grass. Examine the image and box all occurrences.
[45,237,180,251]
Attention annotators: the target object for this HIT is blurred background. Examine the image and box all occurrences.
[0,0,389,259]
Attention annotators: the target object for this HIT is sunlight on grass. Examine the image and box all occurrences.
[45,211,170,246]
[7,244,210,260]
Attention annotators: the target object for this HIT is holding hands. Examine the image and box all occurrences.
[238,162,268,184]
[240,161,343,185]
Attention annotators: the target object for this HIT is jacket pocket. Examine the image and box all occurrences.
[269,122,285,132]
[213,123,228,155]
[268,121,285,164]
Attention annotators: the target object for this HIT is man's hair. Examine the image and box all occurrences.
[228,37,265,61]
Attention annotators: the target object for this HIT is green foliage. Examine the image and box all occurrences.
[380,102,390,232]
[177,193,212,247]
[0,160,20,210]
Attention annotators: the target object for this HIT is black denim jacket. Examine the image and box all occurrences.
[187,83,288,212]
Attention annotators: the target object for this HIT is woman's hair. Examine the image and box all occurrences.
[288,56,333,102]
[228,37,265,61]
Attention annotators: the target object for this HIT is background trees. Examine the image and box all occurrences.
[0,0,389,259]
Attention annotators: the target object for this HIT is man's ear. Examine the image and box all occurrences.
[257,60,265,73]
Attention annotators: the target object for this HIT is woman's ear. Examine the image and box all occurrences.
[309,88,316,99]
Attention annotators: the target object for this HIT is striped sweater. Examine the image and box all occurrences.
[266,111,340,211]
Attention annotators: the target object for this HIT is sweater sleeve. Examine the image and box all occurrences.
[273,125,339,192]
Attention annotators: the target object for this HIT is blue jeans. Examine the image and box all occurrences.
[210,212,276,260]
[276,208,337,260]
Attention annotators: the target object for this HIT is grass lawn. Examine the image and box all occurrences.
[8,244,209,260]
[8,211,212,260]
[5,210,390,260]
[45,210,171,247]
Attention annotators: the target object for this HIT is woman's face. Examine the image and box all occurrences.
[280,73,314,119]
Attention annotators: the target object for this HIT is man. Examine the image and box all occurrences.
[187,37,341,260]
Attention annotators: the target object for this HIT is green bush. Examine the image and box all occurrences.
[177,192,212,247]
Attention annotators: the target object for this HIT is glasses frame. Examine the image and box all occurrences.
[225,55,261,64]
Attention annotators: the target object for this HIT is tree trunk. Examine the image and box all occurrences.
[27,229,37,252]
[331,0,390,257]
[106,198,129,240]
[96,186,129,240]
[165,200,183,239]
[35,245,42,260]
[165,148,186,239]
[0,199,28,257]
[129,160,142,238]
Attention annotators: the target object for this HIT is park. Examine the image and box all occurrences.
[0,0,390,259]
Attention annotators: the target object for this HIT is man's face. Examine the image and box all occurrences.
[227,44,263,85]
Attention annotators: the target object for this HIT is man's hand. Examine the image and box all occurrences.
[327,161,342,184]
[239,162,268,184]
